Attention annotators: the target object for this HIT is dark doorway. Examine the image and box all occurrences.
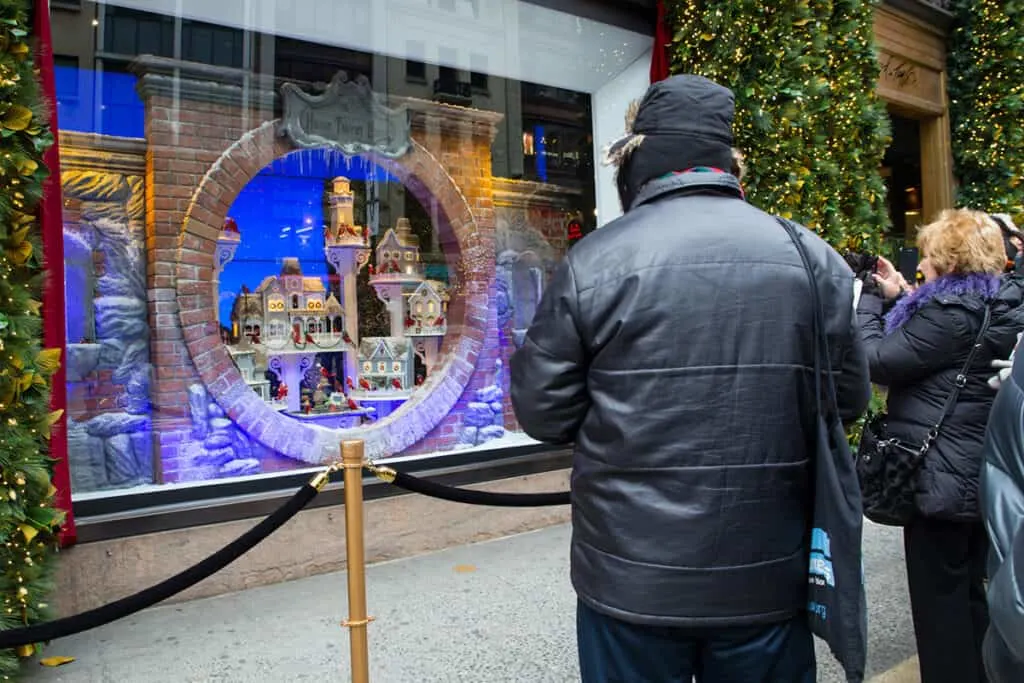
[881,113,923,249]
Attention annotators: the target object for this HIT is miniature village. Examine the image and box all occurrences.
[222,177,450,427]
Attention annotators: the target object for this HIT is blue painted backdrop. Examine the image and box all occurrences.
[220,153,399,325]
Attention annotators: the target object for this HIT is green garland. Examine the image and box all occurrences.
[665,0,891,252]
[0,0,64,676]
[948,0,1024,218]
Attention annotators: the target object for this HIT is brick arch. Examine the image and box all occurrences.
[175,120,489,463]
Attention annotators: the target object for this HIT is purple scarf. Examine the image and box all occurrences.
[884,272,1001,334]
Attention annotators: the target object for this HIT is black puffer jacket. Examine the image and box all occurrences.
[981,321,1024,682]
[510,75,870,627]
[858,274,1024,520]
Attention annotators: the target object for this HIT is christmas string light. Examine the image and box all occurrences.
[948,0,1024,218]
[666,0,890,252]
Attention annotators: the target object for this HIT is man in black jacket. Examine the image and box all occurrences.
[510,75,870,681]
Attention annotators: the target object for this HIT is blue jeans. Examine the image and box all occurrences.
[577,600,816,683]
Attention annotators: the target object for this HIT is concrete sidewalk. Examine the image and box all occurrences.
[25,523,918,682]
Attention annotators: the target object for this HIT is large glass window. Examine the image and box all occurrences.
[51,0,651,497]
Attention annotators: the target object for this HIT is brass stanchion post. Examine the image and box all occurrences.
[341,440,372,683]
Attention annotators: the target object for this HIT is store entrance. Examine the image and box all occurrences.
[881,113,923,246]
[880,112,924,279]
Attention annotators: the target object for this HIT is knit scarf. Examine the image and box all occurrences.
[660,167,745,199]
[884,272,1001,334]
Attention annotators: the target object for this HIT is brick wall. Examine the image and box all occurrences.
[143,93,260,480]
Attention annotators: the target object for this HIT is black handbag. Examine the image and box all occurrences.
[856,304,992,526]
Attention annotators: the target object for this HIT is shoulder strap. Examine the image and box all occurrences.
[919,304,993,454]
[774,217,836,417]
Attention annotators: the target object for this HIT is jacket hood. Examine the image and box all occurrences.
[615,75,736,209]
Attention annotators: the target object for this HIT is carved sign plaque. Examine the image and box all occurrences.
[875,49,943,111]
[878,54,919,90]
[279,72,412,159]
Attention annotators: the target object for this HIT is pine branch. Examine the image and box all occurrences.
[948,0,1024,217]
[0,0,64,675]
[666,0,891,252]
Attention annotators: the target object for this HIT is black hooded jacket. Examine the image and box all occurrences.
[510,75,870,626]
[858,274,1024,521]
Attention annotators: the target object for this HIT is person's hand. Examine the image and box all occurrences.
[989,360,1013,390]
[989,333,1023,390]
[872,256,911,301]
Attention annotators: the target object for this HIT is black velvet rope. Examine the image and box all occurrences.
[387,469,570,507]
[0,483,319,649]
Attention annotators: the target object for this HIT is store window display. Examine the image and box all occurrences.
[50,0,651,496]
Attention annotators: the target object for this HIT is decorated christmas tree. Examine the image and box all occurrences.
[948,0,1024,217]
[665,0,891,251]
[0,0,65,674]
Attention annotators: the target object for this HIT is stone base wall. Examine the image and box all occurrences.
[54,467,571,616]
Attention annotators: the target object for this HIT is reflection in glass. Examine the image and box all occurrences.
[49,0,641,494]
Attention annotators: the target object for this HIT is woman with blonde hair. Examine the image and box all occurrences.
[858,208,1024,683]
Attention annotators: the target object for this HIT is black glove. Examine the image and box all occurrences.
[860,272,882,299]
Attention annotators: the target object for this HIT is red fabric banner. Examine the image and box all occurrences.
[34,0,77,546]
[650,0,671,83]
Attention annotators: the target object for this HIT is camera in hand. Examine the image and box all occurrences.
[844,252,878,281]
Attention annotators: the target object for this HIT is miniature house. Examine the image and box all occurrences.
[231,259,335,340]
[229,348,271,401]
[325,293,344,334]
[406,280,449,336]
[372,218,423,280]
[231,289,264,342]
[357,337,414,392]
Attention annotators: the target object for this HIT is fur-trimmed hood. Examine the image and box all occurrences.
[885,271,1024,362]
[885,273,1001,334]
